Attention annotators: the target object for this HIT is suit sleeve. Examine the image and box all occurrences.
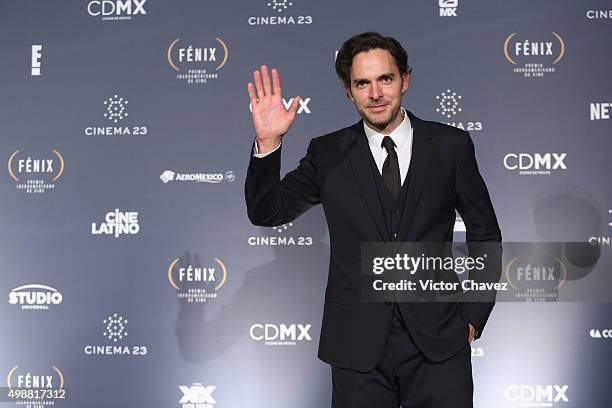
[454,131,502,340]
[245,138,321,227]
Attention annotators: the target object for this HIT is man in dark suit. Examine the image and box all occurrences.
[245,32,501,407]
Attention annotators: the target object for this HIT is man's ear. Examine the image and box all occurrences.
[401,73,410,94]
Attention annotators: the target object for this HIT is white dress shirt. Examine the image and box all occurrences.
[362,107,413,186]
[253,108,414,186]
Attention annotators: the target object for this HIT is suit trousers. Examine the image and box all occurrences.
[331,304,474,408]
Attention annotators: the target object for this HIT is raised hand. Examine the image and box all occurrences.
[247,65,300,154]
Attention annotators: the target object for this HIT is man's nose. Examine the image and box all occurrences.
[369,82,381,100]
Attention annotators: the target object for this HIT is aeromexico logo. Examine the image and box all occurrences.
[8,284,63,310]
[160,170,236,184]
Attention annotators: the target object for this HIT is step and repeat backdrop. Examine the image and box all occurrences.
[1,0,611,406]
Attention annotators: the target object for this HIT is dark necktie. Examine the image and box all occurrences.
[381,136,400,199]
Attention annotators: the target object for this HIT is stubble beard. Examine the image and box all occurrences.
[361,102,402,134]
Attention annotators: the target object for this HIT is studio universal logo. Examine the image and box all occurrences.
[248,221,314,246]
[87,0,147,21]
[91,208,140,237]
[84,94,148,136]
[167,37,228,86]
[503,32,565,78]
[167,256,228,303]
[8,284,63,310]
[505,257,567,302]
[159,170,236,184]
[434,89,483,132]
[7,149,64,194]
[248,0,313,26]
[6,365,66,406]
[84,313,148,356]
[503,153,567,175]
[179,382,216,407]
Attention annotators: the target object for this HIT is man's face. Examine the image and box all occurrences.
[345,48,409,134]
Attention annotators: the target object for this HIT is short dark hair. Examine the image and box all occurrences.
[335,32,412,88]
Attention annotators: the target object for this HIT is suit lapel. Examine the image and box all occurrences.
[345,121,390,242]
[397,110,434,242]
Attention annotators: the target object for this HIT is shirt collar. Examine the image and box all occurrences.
[363,107,412,151]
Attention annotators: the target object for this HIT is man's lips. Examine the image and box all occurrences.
[368,104,388,113]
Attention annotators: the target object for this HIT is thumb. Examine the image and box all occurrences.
[289,96,301,115]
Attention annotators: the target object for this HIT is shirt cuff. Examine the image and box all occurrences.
[253,139,281,158]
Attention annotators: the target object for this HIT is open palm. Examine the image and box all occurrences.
[248,65,300,151]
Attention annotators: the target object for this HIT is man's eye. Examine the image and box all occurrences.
[357,81,366,87]
[382,77,392,84]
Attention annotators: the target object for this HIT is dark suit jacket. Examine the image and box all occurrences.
[245,109,502,372]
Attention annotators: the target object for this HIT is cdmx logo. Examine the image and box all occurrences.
[87,0,147,19]
[166,37,229,72]
[505,384,569,405]
[167,256,228,303]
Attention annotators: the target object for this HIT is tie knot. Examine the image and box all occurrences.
[381,136,396,152]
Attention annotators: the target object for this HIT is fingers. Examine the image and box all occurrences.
[271,68,281,97]
[247,82,258,106]
[289,96,301,115]
[251,65,283,103]
[253,69,264,99]
[261,65,272,96]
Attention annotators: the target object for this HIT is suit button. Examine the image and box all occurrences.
[385,301,392,306]
[392,209,399,215]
